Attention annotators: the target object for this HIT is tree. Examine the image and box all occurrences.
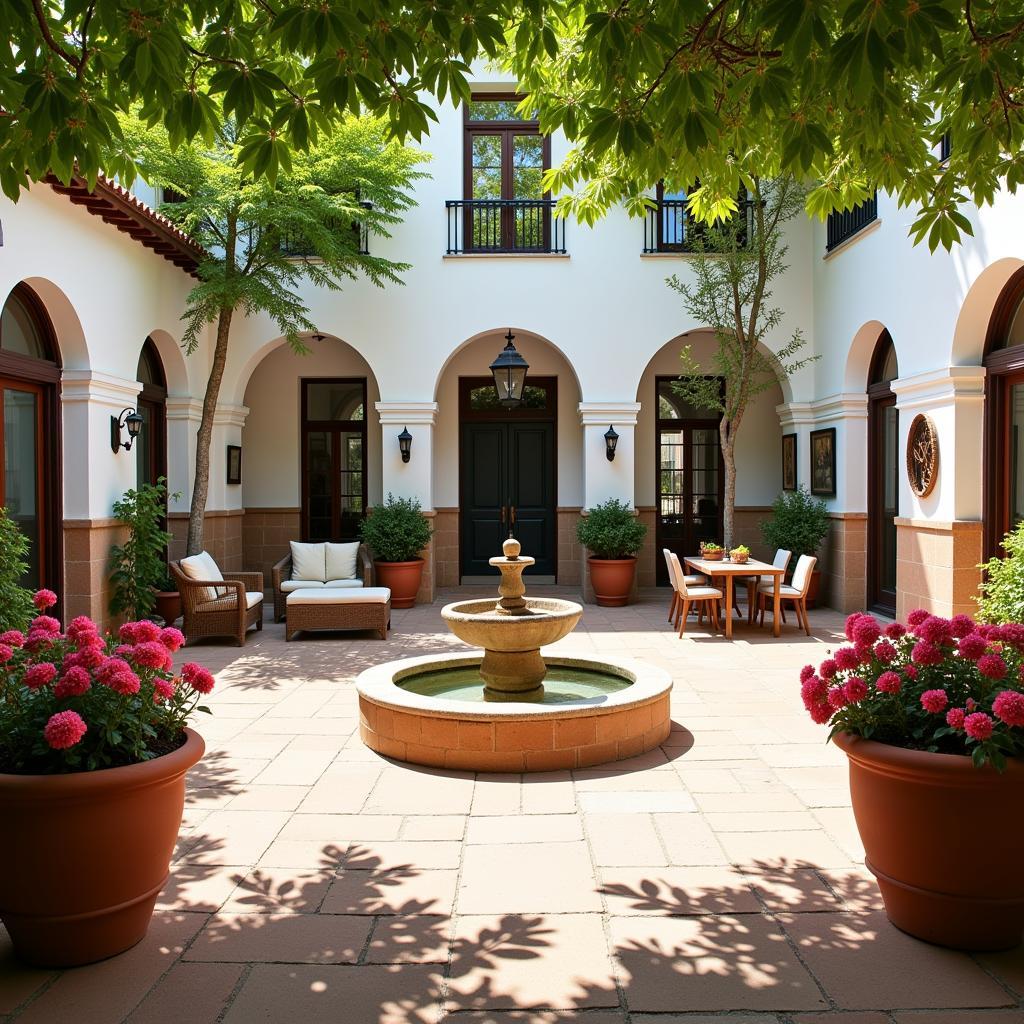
[667,175,815,551]
[124,114,425,555]
[5,3,1024,247]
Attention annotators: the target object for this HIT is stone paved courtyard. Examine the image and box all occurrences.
[2,590,1024,1023]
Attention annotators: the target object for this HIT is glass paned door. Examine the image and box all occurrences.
[1,384,43,588]
[306,430,334,541]
[511,134,545,249]
[1010,381,1024,529]
[469,133,503,249]
[869,395,898,614]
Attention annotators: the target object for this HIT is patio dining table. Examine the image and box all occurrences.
[684,556,786,639]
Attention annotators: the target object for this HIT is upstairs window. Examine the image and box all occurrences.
[826,192,878,252]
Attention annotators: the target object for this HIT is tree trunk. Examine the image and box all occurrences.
[721,420,737,551]
[185,305,234,556]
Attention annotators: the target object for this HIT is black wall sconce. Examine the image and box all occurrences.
[111,408,144,453]
[604,425,619,461]
[398,426,412,463]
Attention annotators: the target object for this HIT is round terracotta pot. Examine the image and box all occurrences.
[153,590,181,626]
[834,731,1024,951]
[374,559,423,609]
[0,728,205,967]
[588,557,637,607]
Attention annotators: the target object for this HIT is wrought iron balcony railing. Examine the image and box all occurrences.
[826,193,878,252]
[643,197,754,253]
[446,199,566,255]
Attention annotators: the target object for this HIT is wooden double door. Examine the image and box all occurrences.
[460,420,556,577]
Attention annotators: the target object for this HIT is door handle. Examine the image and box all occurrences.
[510,506,517,527]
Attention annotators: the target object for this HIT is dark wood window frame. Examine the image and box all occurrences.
[300,377,368,543]
[136,337,168,491]
[866,331,898,616]
[0,283,62,599]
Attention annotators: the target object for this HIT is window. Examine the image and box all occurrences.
[301,379,367,542]
[460,94,553,253]
[867,331,899,615]
[939,132,951,163]
[826,192,878,251]
[643,184,752,254]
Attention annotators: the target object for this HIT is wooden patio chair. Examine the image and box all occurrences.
[745,548,792,624]
[670,552,723,636]
[756,554,817,636]
[662,548,706,626]
[170,553,265,646]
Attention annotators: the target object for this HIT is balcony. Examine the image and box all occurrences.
[643,196,753,253]
[278,203,372,258]
[826,193,878,252]
[445,199,566,255]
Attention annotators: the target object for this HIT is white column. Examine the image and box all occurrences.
[374,401,438,509]
[890,366,986,522]
[795,393,869,512]
[60,370,142,519]
[211,403,249,512]
[578,402,642,509]
[165,397,203,515]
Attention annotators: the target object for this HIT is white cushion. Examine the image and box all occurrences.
[290,542,326,582]
[197,591,263,612]
[287,587,391,606]
[180,551,224,603]
[325,541,360,581]
[280,579,325,592]
[758,582,801,597]
[685,586,723,599]
[325,579,365,589]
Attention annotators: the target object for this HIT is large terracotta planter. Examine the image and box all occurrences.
[835,731,1024,951]
[153,590,181,626]
[0,728,205,967]
[588,557,637,607]
[374,559,424,608]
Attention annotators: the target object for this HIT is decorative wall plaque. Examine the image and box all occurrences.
[906,414,939,498]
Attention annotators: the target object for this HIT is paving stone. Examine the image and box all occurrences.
[322,868,459,916]
[598,865,761,916]
[126,962,245,1023]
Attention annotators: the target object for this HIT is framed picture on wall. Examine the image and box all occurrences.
[809,428,836,497]
[782,433,797,491]
[226,445,242,485]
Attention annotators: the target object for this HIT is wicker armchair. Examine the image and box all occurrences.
[272,544,373,622]
[169,560,265,646]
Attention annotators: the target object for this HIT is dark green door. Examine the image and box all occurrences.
[460,420,556,577]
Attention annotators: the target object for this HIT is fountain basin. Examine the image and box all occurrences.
[357,652,672,772]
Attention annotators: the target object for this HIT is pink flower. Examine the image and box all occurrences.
[131,641,172,671]
[153,677,175,701]
[966,697,977,711]
[977,624,999,640]
[24,663,57,690]
[853,617,881,646]
[911,641,943,666]
[916,616,953,646]
[907,608,931,628]
[997,624,1024,650]
[993,690,1024,727]
[964,712,994,741]
[834,647,861,671]
[0,630,25,648]
[854,642,873,664]
[800,664,815,683]
[76,646,104,670]
[43,710,87,749]
[946,707,966,730]
[801,676,827,707]
[828,686,849,710]
[808,700,832,725]
[876,671,902,694]
[118,620,161,645]
[845,612,868,641]
[54,666,91,698]
[97,657,140,695]
[977,654,1008,681]
[884,622,907,640]
[0,644,12,664]
[66,615,98,641]
[921,689,949,713]
[843,677,869,703]
[32,589,57,611]
[950,614,976,638]
[874,640,897,664]
[819,658,838,680]
[25,628,57,652]
[905,665,919,680]
[957,633,988,661]
[159,627,185,652]
[181,662,215,695]
[30,614,61,636]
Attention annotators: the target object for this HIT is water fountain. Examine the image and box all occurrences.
[356,539,672,772]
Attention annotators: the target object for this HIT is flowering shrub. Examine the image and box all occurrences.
[801,609,1024,770]
[0,591,214,774]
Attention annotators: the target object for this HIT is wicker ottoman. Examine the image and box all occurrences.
[285,587,391,641]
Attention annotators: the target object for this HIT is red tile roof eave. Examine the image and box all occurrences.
[45,174,206,277]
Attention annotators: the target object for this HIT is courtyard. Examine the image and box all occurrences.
[2,592,1022,1023]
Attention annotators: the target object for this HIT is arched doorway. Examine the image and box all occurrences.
[0,284,61,590]
[983,268,1024,557]
[867,330,899,614]
[136,337,167,488]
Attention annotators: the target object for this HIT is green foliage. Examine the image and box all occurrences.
[576,499,647,560]
[761,487,831,560]
[976,522,1024,624]
[359,494,432,563]
[0,509,36,633]
[730,544,751,556]
[109,480,174,620]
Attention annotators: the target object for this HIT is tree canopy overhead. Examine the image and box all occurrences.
[3,1,1024,248]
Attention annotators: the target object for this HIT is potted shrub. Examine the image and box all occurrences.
[109,480,178,624]
[699,541,725,561]
[577,499,648,607]
[0,590,213,966]
[359,493,433,608]
[760,487,830,606]
[0,507,36,633]
[729,544,751,564]
[802,609,1024,950]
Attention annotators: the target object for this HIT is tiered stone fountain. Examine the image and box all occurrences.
[356,539,672,772]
